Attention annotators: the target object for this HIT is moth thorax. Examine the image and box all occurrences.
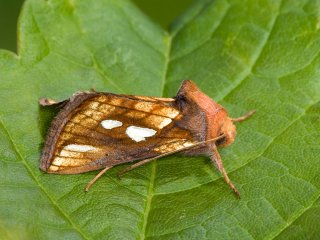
[218,118,237,147]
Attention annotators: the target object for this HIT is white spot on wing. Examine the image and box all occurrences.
[59,150,81,158]
[101,120,123,129]
[183,142,194,147]
[64,144,97,152]
[126,126,157,142]
[52,157,64,166]
[167,111,179,118]
[158,118,172,128]
[49,165,59,171]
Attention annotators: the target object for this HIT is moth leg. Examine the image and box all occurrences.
[117,135,227,179]
[231,110,256,122]
[117,158,155,179]
[211,145,240,197]
[84,166,113,192]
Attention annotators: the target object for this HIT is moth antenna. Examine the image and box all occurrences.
[84,166,113,192]
[231,109,256,122]
[117,135,226,178]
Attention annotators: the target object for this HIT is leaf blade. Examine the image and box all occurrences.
[1,0,320,239]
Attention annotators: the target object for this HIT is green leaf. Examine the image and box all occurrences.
[1,0,320,239]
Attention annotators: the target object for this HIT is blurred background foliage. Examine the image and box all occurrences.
[0,0,194,53]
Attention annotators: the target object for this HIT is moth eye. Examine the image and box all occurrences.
[101,120,123,129]
[216,135,226,146]
[176,93,187,110]
[176,93,186,101]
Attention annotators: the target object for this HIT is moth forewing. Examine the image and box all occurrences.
[40,80,255,197]
[40,91,191,172]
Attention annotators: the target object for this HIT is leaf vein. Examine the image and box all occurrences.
[217,0,283,102]
[271,194,320,239]
[170,1,231,62]
[139,161,156,240]
[0,116,91,240]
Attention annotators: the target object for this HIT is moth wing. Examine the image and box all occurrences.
[40,92,196,174]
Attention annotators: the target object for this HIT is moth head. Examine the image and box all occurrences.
[217,118,236,147]
[177,80,238,147]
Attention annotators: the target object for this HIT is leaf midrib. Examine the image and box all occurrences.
[139,33,172,240]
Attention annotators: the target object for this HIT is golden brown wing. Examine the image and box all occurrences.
[40,92,197,174]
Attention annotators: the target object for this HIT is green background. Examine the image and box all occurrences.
[0,0,194,52]
[1,0,320,239]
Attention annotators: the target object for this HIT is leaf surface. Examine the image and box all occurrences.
[1,0,320,239]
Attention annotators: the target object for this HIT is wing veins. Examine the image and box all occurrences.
[92,100,179,118]
[78,113,100,122]
[68,120,108,135]
[61,130,106,141]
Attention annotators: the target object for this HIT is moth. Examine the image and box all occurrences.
[40,80,255,196]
